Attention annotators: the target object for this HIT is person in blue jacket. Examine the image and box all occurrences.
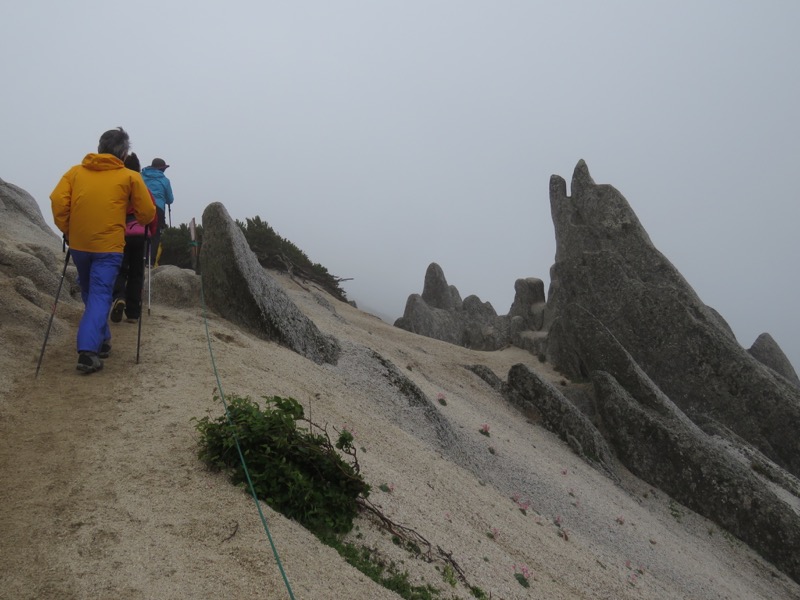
[141,157,174,266]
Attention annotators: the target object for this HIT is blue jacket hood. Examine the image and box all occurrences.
[141,166,167,181]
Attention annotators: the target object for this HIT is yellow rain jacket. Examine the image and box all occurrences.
[50,153,157,253]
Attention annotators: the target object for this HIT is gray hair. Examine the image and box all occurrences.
[97,127,130,160]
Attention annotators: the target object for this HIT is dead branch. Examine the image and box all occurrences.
[221,521,239,543]
[358,497,469,586]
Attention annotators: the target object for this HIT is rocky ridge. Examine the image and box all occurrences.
[396,160,800,583]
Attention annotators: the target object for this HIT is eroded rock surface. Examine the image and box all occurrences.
[200,202,340,364]
[395,262,547,352]
[749,332,800,388]
[545,161,800,480]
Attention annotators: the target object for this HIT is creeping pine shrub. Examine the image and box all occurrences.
[159,223,202,270]
[194,394,370,537]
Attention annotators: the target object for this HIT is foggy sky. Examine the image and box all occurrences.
[2,1,798,370]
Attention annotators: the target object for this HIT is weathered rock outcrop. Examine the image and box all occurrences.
[394,263,547,352]
[538,163,800,584]
[504,364,616,478]
[200,202,340,365]
[0,179,83,392]
[466,361,615,478]
[560,303,800,583]
[749,332,800,388]
[421,262,463,310]
[391,161,800,583]
[151,265,202,309]
[0,179,79,301]
[546,161,800,480]
[595,365,800,583]
[508,277,547,331]
[534,299,800,582]
[0,178,61,245]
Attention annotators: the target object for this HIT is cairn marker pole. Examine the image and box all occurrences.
[190,218,197,271]
[35,247,71,378]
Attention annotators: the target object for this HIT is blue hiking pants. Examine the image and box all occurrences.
[71,250,123,353]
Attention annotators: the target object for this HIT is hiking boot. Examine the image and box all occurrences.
[125,317,139,324]
[110,298,126,323]
[76,352,103,374]
[98,342,112,359]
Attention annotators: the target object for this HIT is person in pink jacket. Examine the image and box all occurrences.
[110,153,158,324]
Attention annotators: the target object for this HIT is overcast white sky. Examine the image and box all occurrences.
[2,1,798,370]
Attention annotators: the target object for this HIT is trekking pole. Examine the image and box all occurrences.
[136,234,149,364]
[35,242,71,379]
[147,237,152,316]
[168,204,172,228]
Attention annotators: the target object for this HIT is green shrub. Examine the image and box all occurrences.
[470,585,489,599]
[442,564,457,587]
[194,394,369,537]
[236,216,347,301]
[331,539,441,599]
[158,215,348,301]
[195,393,481,600]
[159,223,202,271]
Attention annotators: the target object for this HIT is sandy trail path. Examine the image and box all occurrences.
[0,306,394,600]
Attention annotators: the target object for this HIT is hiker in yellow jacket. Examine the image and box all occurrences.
[51,127,155,374]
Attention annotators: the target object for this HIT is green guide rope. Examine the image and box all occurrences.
[199,273,296,600]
